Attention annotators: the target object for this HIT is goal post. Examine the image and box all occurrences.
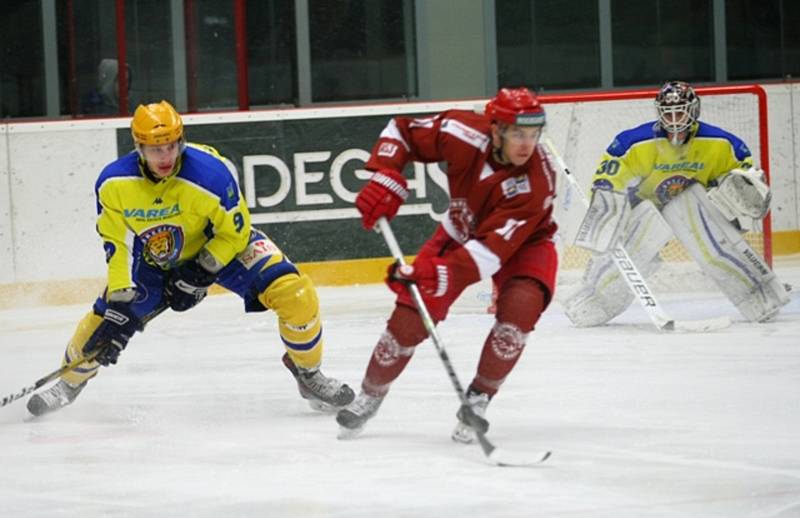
[538,84,772,293]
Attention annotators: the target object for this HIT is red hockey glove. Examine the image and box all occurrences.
[355,169,409,230]
[387,256,451,299]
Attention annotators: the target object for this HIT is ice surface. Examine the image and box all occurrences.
[1,258,799,517]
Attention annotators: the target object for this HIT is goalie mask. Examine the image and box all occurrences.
[655,81,700,145]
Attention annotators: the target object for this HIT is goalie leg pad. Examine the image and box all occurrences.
[565,199,672,326]
[564,253,636,327]
[663,183,789,322]
[258,273,323,369]
[61,310,103,387]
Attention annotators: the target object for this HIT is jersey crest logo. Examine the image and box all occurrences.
[655,175,694,205]
[447,198,475,243]
[501,175,531,198]
[377,142,398,158]
[140,224,184,268]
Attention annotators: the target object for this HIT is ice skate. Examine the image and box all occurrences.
[282,353,354,412]
[451,389,490,444]
[26,379,86,417]
[336,390,385,439]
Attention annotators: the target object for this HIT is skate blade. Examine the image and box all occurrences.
[307,399,337,413]
[451,431,476,444]
[337,425,365,440]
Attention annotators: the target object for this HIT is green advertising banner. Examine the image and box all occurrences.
[118,113,450,263]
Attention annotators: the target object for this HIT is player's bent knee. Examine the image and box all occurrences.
[495,277,548,332]
[259,272,320,325]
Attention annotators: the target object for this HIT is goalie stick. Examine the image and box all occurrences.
[377,217,551,467]
[543,138,731,333]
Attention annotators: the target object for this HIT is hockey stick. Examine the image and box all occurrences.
[544,138,731,333]
[377,217,551,466]
[1,353,97,409]
[1,302,169,410]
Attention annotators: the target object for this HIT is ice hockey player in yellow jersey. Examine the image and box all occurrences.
[565,81,789,326]
[27,101,353,417]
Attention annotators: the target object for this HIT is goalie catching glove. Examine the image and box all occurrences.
[355,169,409,230]
[707,168,771,231]
[574,188,629,254]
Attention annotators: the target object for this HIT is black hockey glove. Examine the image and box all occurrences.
[165,259,217,312]
[83,302,143,366]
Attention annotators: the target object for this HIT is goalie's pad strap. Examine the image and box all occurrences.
[663,183,788,322]
[574,189,629,253]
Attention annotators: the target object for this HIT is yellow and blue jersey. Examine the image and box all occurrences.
[591,121,753,208]
[95,143,251,293]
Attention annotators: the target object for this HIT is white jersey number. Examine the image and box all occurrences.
[495,218,526,241]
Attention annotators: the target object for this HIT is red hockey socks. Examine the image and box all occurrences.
[471,278,546,396]
[362,304,429,396]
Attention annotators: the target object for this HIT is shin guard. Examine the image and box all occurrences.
[362,304,427,396]
[60,311,103,387]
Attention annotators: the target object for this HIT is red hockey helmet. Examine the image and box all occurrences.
[485,87,546,127]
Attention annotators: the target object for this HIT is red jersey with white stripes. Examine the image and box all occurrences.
[365,109,558,280]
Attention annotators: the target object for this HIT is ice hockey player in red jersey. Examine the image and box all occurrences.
[336,87,559,443]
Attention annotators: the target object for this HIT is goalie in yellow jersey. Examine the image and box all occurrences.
[564,81,789,327]
[27,101,354,417]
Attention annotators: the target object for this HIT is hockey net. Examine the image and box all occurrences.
[540,85,772,294]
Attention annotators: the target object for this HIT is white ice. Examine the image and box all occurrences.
[1,258,800,518]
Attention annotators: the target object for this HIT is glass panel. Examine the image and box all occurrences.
[726,0,782,80]
[783,1,800,77]
[184,0,237,110]
[124,0,177,111]
[55,0,122,117]
[611,0,713,87]
[496,0,600,91]
[309,0,416,102]
[247,0,297,107]
[1,1,45,117]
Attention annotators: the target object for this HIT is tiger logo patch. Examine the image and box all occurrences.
[140,224,184,268]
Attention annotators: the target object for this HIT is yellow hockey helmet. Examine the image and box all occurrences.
[131,101,184,146]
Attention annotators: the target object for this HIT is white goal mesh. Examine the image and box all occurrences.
[540,85,771,295]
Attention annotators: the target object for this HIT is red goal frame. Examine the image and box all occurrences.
[538,84,772,266]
